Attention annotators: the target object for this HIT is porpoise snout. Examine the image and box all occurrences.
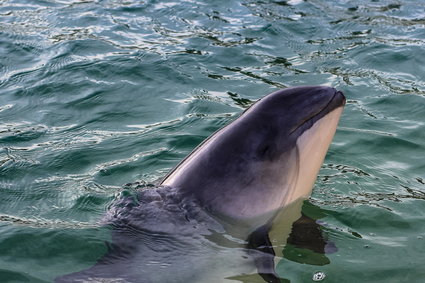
[334,90,346,106]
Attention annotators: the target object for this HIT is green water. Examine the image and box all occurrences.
[1,0,424,282]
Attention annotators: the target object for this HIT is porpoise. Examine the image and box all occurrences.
[56,86,345,283]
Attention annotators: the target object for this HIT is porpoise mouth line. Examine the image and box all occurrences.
[290,90,345,136]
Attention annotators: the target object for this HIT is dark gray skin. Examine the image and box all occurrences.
[162,86,345,223]
[56,86,345,283]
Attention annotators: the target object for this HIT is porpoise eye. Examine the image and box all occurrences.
[257,143,271,160]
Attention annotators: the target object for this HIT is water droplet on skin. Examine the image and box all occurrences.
[313,271,326,281]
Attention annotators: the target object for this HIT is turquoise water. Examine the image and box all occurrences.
[1,0,424,282]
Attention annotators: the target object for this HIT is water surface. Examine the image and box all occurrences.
[1,0,424,282]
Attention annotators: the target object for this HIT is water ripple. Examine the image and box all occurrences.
[1,0,425,281]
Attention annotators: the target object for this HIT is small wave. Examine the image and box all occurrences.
[0,214,98,229]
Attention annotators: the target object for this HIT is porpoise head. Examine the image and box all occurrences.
[161,86,345,226]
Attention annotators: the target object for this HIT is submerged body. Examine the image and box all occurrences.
[56,86,345,282]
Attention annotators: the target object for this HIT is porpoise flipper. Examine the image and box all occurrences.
[282,213,337,266]
[247,225,281,283]
[288,213,337,254]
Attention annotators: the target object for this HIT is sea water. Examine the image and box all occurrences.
[0,0,424,282]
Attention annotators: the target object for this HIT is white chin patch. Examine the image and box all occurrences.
[284,106,344,206]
